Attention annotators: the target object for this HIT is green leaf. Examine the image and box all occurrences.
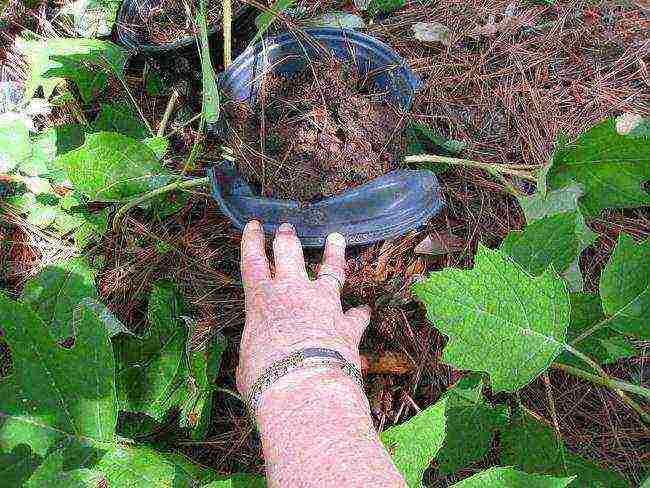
[113,281,187,421]
[253,0,295,44]
[436,376,507,476]
[599,234,650,339]
[501,212,581,277]
[501,411,629,487]
[381,397,447,487]
[515,181,597,291]
[557,293,635,367]
[449,466,575,488]
[92,102,148,139]
[203,474,267,487]
[22,257,97,341]
[412,245,569,392]
[547,118,650,216]
[0,294,117,458]
[96,445,201,487]
[73,208,111,249]
[55,132,165,201]
[0,112,31,173]
[18,129,56,176]
[197,0,220,124]
[142,136,169,160]
[368,0,405,16]
[0,445,42,488]
[16,36,127,103]
[25,446,105,488]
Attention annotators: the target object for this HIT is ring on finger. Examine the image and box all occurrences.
[318,272,343,291]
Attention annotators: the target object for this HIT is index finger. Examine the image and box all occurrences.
[241,220,271,289]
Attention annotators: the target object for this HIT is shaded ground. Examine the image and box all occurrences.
[1,0,649,485]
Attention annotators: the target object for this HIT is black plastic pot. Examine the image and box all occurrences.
[209,28,444,247]
[115,0,248,53]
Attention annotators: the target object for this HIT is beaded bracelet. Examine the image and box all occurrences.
[246,347,364,414]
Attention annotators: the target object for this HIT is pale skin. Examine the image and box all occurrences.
[237,220,407,487]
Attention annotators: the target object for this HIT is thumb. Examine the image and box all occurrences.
[341,305,372,348]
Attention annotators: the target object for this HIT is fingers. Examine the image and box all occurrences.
[342,305,371,347]
[273,223,308,281]
[241,220,271,289]
[317,233,346,290]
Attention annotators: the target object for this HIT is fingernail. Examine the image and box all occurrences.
[245,220,262,232]
[327,232,346,247]
[278,222,295,234]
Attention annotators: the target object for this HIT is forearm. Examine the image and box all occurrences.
[255,367,407,488]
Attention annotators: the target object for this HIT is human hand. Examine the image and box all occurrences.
[236,221,371,397]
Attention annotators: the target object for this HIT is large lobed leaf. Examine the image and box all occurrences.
[547,118,650,216]
[16,36,127,103]
[412,245,570,392]
[501,411,629,487]
[556,292,635,368]
[113,281,188,421]
[511,182,596,291]
[0,295,116,458]
[599,234,650,339]
[21,257,97,341]
[436,375,507,476]
[449,466,574,488]
[55,132,166,201]
[381,397,447,487]
[0,112,31,173]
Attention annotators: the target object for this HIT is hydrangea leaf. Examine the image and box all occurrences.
[450,466,574,488]
[96,445,201,487]
[514,182,596,291]
[0,445,42,488]
[0,112,31,173]
[25,445,105,488]
[92,102,148,139]
[501,212,581,277]
[547,118,650,216]
[112,281,188,421]
[0,295,117,458]
[55,132,165,202]
[368,0,405,16]
[412,245,569,392]
[202,475,268,487]
[22,257,97,341]
[557,293,635,367]
[142,136,169,160]
[16,36,127,103]
[501,411,629,487]
[381,397,447,487]
[599,234,650,339]
[436,375,508,476]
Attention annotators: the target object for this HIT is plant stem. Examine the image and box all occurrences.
[157,89,179,137]
[112,176,210,233]
[222,0,232,68]
[551,362,650,423]
[183,117,206,175]
[404,154,538,181]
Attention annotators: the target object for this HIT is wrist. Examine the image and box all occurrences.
[255,365,368,427]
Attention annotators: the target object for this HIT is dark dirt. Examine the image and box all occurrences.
[128,0,242,45]
[223,59,406,202]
